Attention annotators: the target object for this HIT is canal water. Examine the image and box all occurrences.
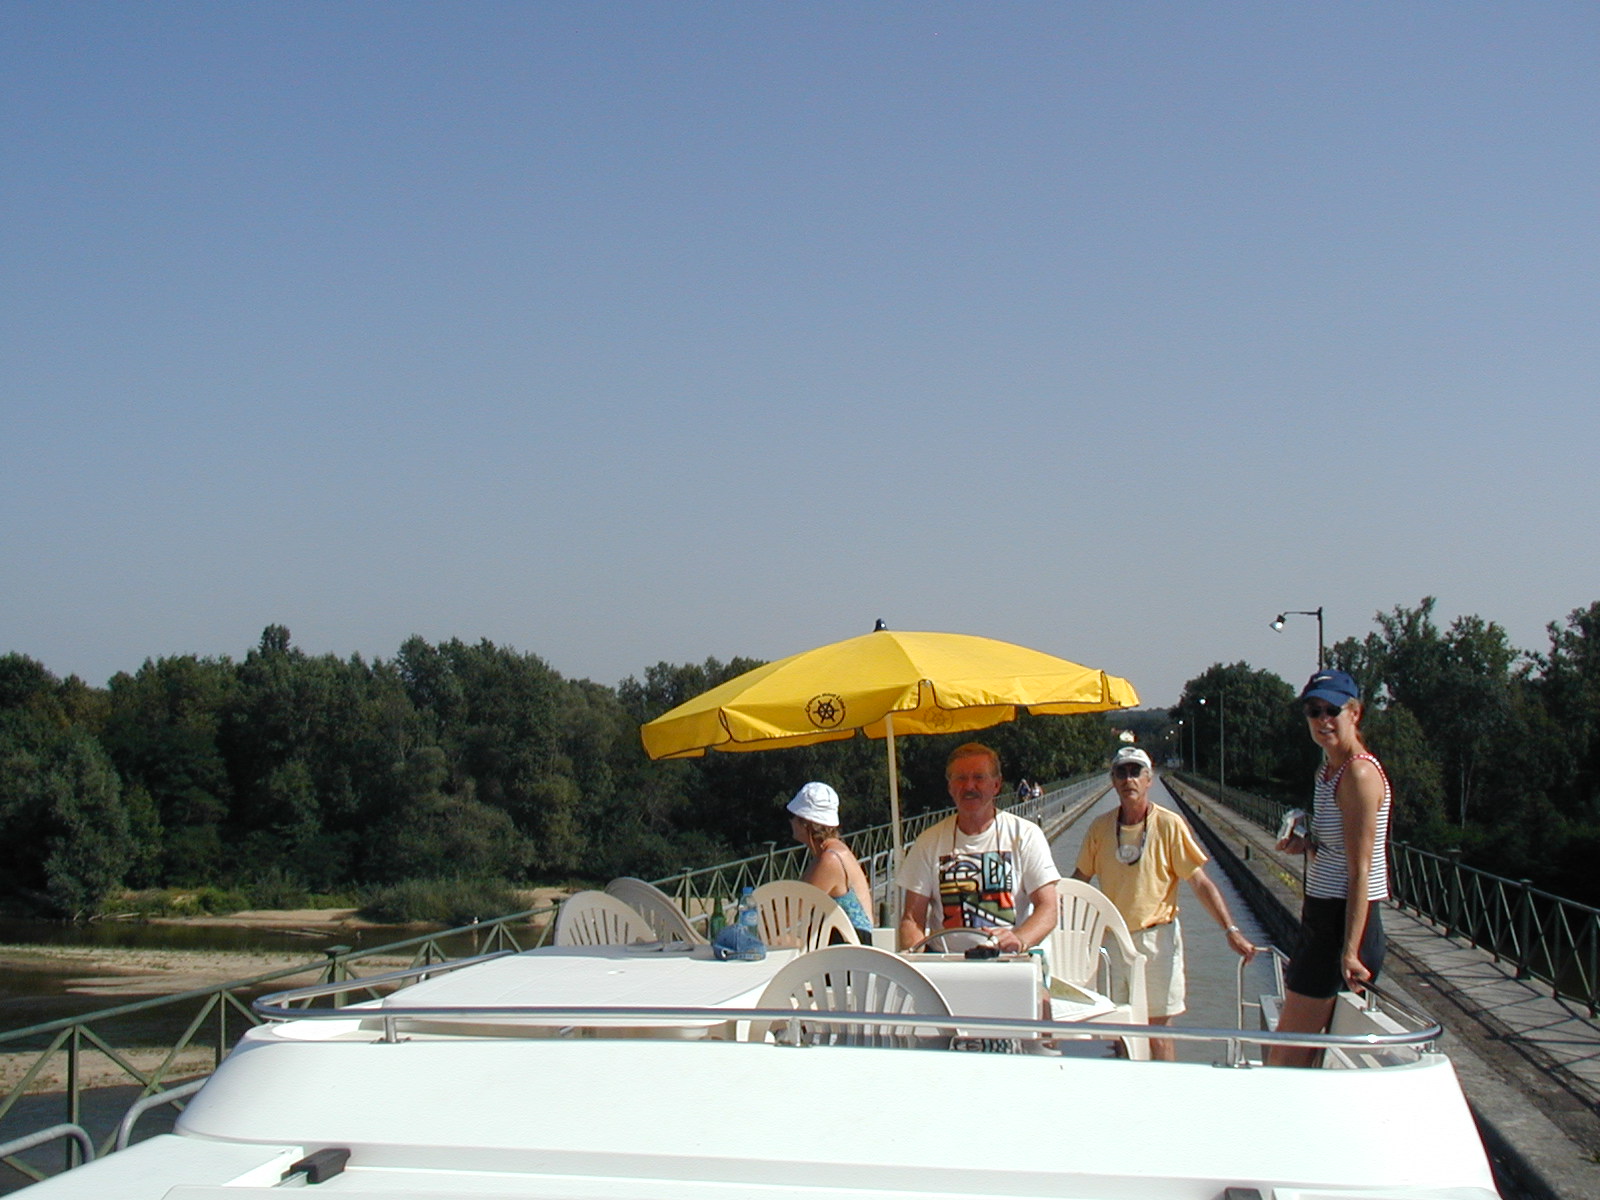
[1049,774,1282,1061]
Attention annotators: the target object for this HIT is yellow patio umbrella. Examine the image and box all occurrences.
[639,626,1139,864]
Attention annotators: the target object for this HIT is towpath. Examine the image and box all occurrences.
[1156,773,1600,1200]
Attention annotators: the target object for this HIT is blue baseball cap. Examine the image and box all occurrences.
[1300,669,1360,706]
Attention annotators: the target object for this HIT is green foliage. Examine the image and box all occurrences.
[0,680,143,918]
[40,729,138,919]
[358,877,524,925]
[117,888,251,917]
[376,793,535,883]
[1171,663,1304,790]
[12,600,1600,917]
[1360,702,1449,848]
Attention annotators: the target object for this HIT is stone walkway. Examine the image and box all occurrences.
[1173,776,1600,1200]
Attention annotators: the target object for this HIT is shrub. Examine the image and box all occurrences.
[358,877,523,926]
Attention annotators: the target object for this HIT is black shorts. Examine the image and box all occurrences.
[1284,896,1385,1000]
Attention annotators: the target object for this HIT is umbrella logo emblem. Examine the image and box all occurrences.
[805,693,846,730]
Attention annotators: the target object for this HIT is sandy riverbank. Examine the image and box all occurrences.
[0,943,345,997]
[0,946,338,1093]
[126,885,571,932]
[0,890,571,1092]
[1,885,569,998]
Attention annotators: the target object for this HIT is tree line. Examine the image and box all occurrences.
[0,625,1117,919]
[1168,598,1600,906]
[8,597,1596,919]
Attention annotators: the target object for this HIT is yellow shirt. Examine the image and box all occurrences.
[1074,804,1208,931]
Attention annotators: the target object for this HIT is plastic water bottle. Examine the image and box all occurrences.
[712,887,766,961]
[737,887,760,933]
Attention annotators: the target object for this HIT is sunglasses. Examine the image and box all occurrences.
[1112,764,1147,779]
[1303,703,1345,720]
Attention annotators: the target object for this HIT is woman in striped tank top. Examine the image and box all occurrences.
[1268,668,1393,1068]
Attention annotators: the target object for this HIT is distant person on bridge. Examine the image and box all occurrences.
[896,742,1060,954]
[1269,669,1392,1068]
[1073,746,1256,1061]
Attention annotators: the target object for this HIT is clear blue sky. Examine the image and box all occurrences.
[5,2,1597,708]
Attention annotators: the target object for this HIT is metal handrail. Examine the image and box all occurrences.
[114,1078,206,1151]
[252,932,1442,1063]
[247,993,1442,1061]
[251,951,515,1024]
[0,1123,94,1180]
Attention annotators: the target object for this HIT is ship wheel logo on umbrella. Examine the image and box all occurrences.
[806,693,847,729]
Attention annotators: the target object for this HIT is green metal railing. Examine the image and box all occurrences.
[1177,772,1600,1018]
[1388,848,1600,1017]
[1,773,1108,1186]
[0,910,559,1184]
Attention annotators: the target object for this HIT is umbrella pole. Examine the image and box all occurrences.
[886,712,903,874]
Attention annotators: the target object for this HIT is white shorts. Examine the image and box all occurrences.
[1108,918,1186,1019]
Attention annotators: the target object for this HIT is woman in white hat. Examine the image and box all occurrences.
[787,782,875,940]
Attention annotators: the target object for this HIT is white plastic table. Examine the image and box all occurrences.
[385,944,800,1035]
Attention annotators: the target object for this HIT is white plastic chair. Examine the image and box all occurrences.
[1048,879,1151,1059]
[604,877,706,944]
[750,880,860,950]
[553,890,655,947]
[752,944,952,1045]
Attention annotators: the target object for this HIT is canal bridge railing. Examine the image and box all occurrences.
[1171,771,1600,1018]
[1,773,1107,1187]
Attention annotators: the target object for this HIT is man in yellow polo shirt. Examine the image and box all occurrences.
[1073,746,1255,1060]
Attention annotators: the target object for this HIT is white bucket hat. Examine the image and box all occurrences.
[787,781,840,825]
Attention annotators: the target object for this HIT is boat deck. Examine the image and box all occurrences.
[15,935,1500,1200]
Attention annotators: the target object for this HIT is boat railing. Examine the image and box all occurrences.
[113,1078,206,1153]
[250,955,1443,1068]
[0,1123,95,1174]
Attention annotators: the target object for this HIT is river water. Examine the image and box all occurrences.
[0,918,433,1032]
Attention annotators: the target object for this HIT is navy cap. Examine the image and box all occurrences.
[1300,669,1360,705]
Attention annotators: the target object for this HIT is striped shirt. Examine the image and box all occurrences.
[1307,752,1391,901]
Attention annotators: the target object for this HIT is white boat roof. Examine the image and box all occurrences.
[16,940,1502,1200]
[22,1031,1497,1199]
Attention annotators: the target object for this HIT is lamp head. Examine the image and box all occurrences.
[1271,615,1287,631]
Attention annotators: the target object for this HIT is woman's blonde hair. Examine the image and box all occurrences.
[793,816,841,854]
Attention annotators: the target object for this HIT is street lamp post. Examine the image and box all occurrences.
[1272,606,1325,669]
[1198,695,1225,795]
